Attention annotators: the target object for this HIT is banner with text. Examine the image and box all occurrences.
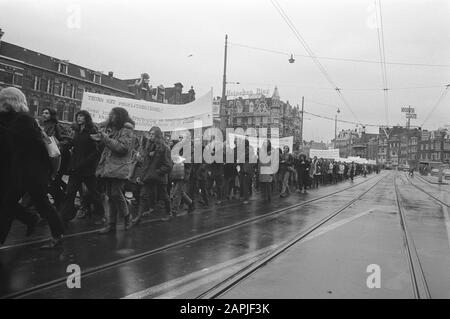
[81,90,213,132]
[309,148,340,160]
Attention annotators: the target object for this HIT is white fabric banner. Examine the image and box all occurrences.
[227,134,293,153]
[309,148,340,159]
[81,90,213,132]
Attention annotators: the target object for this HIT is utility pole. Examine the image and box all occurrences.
[220,34,228,131]
[334,108,340,148]
[407,105,411,130]
[300,96,304,150]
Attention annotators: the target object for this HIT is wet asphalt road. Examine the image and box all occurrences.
[1,171,449,299]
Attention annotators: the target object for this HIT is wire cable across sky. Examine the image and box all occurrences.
[270,0,361,124]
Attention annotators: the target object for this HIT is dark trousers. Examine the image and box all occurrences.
[197,179,209,205]
[313,174,320,188]
[61,174,104,220]
[211,174,224,200]
[48,172,66,208]
[103,178,129,226]
[260,182,272,202]
[239,173,251,200]
[0,187,64,244]
[139,182,171,216]
[297,171,307,191]
[224,175,236,198]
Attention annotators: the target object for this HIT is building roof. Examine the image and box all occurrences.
[0,41,130,93]
[272,86,280,99]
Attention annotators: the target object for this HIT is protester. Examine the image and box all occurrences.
[258,140,276,202]
[0,87,64,248]
[349,161,356,181]
[93,107,135,234]
[60,110,105,223]
[135,126,173,224]
[296,153,310,194]
[279,145,294,197]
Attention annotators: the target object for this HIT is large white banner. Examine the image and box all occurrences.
[227,134,293,153]
[81,90,213,132]
[309,148,340,159]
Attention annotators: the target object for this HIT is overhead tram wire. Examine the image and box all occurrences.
[303,110,379,127]
[420,84,450,127]
[228,42,450,68]
[270,0,361,124]
[375,0,390,126]
[231,80,448,92]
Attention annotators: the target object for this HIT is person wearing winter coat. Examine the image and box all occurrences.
[237,139,256,204]
[134,126,173,224]
[349,162,356,181]
[296,153,310,193]
[279,145,294,197]
[92,107,134,234]
[0,87,64,248]
[60,110,104,222]
[258,140,277,202]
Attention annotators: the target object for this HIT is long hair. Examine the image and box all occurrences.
[149,126,164,143]
[108,107,134,129]
[42,107,58,123]
[74,109,95,133]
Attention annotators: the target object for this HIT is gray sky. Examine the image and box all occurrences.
[1,0,449,142]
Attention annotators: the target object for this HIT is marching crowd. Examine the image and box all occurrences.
[0,87,379,249]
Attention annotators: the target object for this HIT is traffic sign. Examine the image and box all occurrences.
[401,107,415,113]
[406,113,417,119]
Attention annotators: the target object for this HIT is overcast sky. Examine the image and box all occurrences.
[1,0,449,142]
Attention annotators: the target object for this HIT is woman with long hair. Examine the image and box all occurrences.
[60,110,105,223]
[92,107,135,234]
[135,126,173,224]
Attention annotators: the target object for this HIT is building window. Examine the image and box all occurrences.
[46,79,53,94]
[59,82,66,96]
[58,63,68,74]
[56,101,65,120]
[93,73,101,84]
[0,69,13,84]
[28,99,39,117]
[70,85,76,99]
[13,73,23,87]
[33,76,41,91]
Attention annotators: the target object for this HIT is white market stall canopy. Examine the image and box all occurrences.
[81,90,213,132]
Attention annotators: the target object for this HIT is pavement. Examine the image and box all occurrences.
[1,171,449,299]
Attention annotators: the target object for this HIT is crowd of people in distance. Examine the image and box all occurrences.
[0,86,380,249]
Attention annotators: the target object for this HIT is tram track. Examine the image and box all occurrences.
[0,175,376,251]
[393,174,431,299]
[407,174,450,207]
[195,173,388,299]
[2,173,386,299]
